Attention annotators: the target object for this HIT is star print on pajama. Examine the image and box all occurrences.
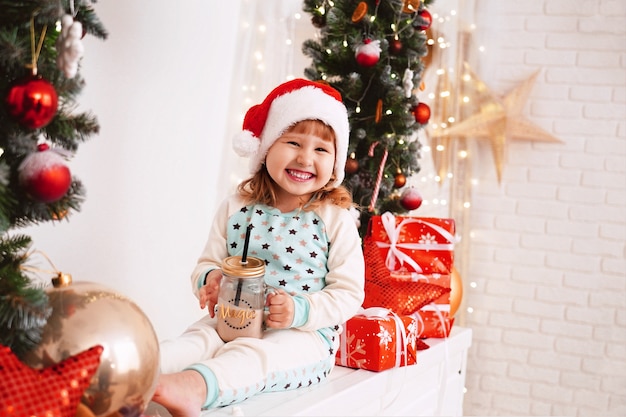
[227,205,330,296]
[216,355,335,406]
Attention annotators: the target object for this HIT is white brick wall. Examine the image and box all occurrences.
[463,1,626,416]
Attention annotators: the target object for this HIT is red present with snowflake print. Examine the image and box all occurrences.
[335,307,429,372]
[412,305,455,339]
[369,212,456,276]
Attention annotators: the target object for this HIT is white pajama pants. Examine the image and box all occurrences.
[159,314,337,408]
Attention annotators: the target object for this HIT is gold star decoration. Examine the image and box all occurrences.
[429,62,563,183]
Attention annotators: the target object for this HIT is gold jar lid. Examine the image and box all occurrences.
[221,256,265,278]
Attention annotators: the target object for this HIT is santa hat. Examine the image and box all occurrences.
[233,78,350,187]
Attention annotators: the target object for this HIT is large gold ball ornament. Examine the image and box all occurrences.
[450,267,464,317]
[22,273,160,417]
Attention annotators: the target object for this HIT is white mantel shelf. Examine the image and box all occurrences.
[148,326,473,417]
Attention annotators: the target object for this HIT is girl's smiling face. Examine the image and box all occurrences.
[264,120,336,212]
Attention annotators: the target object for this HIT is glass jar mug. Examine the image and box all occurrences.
[216,256,265,342]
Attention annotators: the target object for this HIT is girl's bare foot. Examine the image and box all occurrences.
[151,370,207,417]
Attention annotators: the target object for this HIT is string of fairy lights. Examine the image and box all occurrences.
[411,1,486,324]
[228,0,488,323]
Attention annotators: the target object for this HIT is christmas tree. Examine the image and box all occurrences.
[0,0,106,355]
[302,0,433,235]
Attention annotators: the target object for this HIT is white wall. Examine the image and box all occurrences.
[462,1,626,416]
[24,1,241,341]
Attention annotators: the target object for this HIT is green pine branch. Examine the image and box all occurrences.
[0,234,51,356]
[0,0,105,354]
[302,0,434,235]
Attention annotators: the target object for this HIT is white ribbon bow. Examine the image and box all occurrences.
[376,211,456,273]
[339,307,410,369]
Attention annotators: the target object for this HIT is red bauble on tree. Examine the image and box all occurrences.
[345,153,359,174]
[389,38,403,54]
[413,102,431,124]
[355,39,381,67]
[311,14,326,28]
[415,9,432,31]
[5,76,58,129]
[394,170,407,188]
[18,143,72,203]
[400,187,423,211]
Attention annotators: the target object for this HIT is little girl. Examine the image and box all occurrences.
[152,79,365,416]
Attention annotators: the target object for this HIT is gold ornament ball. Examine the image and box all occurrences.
[450,268,464,317]
[22,274,160,417]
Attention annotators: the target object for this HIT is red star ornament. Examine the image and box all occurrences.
[0,344,103,417]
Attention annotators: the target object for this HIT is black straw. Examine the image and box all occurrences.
[235,224,253,306]
[241,224,253,265]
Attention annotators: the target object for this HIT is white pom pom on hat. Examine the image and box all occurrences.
[232,78,350,187]
[232,130,259,157]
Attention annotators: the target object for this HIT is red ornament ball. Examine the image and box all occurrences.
[415,9,433,31]
[311,14,326,28]
[355,39,381,67]
[394,172,406,188]
[18,143,72,203]
[414,102,431,124]
[5,76,58,129]
[345,156,359,174]
[400,187,423,211]
[389,38,403,54]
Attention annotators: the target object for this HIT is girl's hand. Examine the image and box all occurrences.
[265,289,295,329]
[199,269,222,317]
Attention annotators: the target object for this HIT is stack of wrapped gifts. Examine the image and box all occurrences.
[336,212,458,372]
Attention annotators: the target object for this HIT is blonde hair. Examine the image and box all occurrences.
[237,120,354,210]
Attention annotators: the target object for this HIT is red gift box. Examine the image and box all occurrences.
[363,212,456,337]
[362,235,451,315]
[335,307,429,372]
[369,212,456,275]
[413,304,455,339]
